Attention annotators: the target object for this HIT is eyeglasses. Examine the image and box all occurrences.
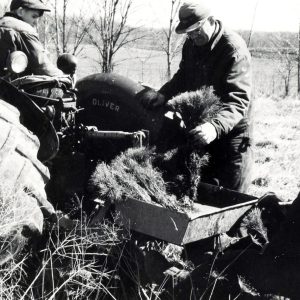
[186,18,208,37]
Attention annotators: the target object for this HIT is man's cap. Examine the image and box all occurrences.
[10,0,51,12]
[176,0,211,34]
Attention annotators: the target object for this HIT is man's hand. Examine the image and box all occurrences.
[140,89,166,109]
[150,93,166,108]
[189,122,217,146]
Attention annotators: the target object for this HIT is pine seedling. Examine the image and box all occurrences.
[241,207,269,248]
[90,147,186,211]
[238,275,260,297]
[167,86,221,130]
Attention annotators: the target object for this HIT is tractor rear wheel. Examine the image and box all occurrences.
[0,99,54,227]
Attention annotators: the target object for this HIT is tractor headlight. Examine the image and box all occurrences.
[6,51,28,74]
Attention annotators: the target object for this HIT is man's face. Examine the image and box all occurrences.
[18,8,43,27]
[186,18,215,47]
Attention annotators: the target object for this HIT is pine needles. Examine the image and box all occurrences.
[167,87,221,130]
[90,147,182,211]
[241,207,269,248]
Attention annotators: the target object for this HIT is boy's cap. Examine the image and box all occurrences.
[10,0,51,12]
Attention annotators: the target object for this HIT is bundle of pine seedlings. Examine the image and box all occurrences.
[154,87,221,202]
[90,87,221,211]
[90,147,184,211]
[167,87,221,130]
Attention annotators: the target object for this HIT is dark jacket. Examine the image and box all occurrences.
[0,13,62,77]
[159,21,252,139]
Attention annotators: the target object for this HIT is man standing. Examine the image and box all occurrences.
[146,0,252,192]
[0,0,62,77]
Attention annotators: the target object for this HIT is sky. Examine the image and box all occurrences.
[129,0,300,32]
[1,0,298,32]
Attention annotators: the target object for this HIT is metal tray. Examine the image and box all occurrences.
[115,183,258,245]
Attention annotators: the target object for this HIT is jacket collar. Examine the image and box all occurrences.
[0,13,37,35]
[4,12,22,20]
[209,20,224,51]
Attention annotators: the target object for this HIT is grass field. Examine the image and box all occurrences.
[76,45,300,202]
[249,96,300,201]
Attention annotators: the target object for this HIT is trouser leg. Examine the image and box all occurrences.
[202,130,253,193]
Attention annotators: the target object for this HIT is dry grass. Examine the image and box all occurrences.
[0,182,44,267]
[0,183,40,236]
[31,219,122,299]
[0,183,127,299]
[248,96,300,201]
[0,257,28,299]
[0,212,124,300]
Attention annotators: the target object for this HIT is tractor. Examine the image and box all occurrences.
[0,51,166,213]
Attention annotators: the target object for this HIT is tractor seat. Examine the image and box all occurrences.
[11,75,74,104]
[11,74,73,90]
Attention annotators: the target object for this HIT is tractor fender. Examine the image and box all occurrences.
[0,78,59,162]
[76,73,165,144]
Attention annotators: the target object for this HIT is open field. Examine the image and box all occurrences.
[76,45,299,97]
[249,96,300,201]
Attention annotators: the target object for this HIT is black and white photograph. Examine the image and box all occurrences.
[0,0,299,298]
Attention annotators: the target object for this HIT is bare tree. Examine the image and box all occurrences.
[54,0,60,56]
[270,34,298,97]
[137,51,153,83]
[247,0,260,47]
[60,1,94,56]
[278,49,297,97]
[157,0,184,81]
[45,0,93,57]
[61,0,67,53]
[87,0,138,73]
[39,12,52,48]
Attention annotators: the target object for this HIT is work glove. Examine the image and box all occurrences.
[189,122,217,147]
[139,88,166,109]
